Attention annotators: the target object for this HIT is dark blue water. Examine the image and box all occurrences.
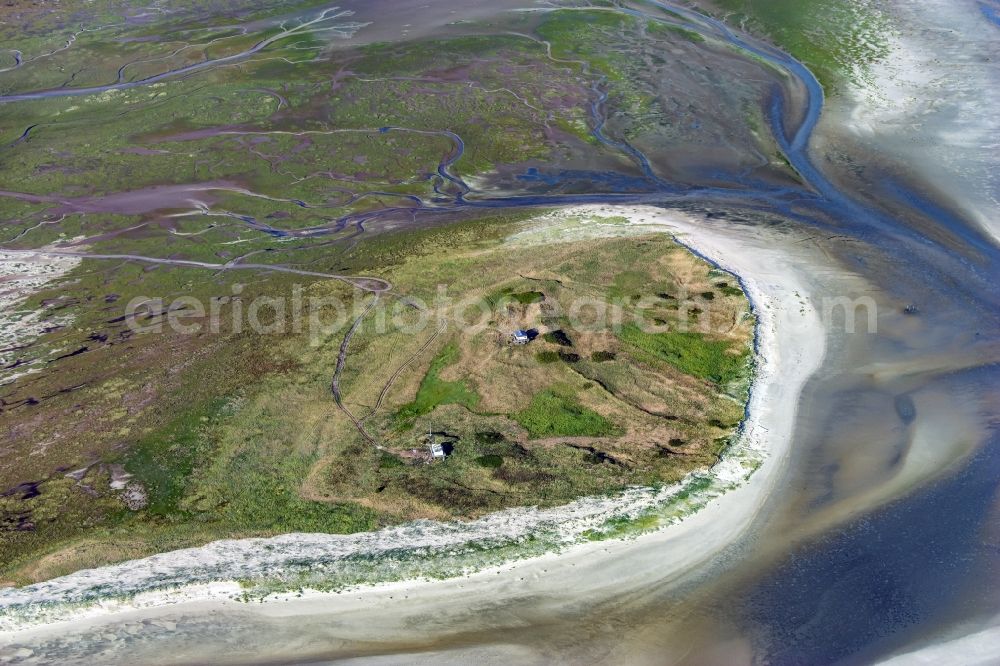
[743,381,1000,665]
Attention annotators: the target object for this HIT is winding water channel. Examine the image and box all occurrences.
[1,0,998,663]
[0,8,368,104]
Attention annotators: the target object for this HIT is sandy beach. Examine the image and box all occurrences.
[0,205,833,662]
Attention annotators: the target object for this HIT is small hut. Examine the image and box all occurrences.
[426,429,450,460]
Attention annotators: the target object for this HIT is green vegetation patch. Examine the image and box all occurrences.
[475,455,505,469]
[511,290,545,304]
[707,0,891,92]
[513,386,621,438]
[536,350,561,364]
[619,323,749,385]
[395,343,480,424]
[647,18,705,43]
[124,398,226,516]
[536,8,632,47]
[715,281,745,297]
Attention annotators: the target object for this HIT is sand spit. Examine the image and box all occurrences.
[0,206,828,652]
[875,614,1000,665]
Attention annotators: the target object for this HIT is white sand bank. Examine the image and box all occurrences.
[876,615,1000,666]
[0,250,80,386]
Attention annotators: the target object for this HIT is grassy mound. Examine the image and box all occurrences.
[514,386,622,438]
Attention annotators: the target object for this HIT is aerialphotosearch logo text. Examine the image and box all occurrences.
[122,283,878,341]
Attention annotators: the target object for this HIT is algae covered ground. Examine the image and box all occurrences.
[698,0,892,92]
